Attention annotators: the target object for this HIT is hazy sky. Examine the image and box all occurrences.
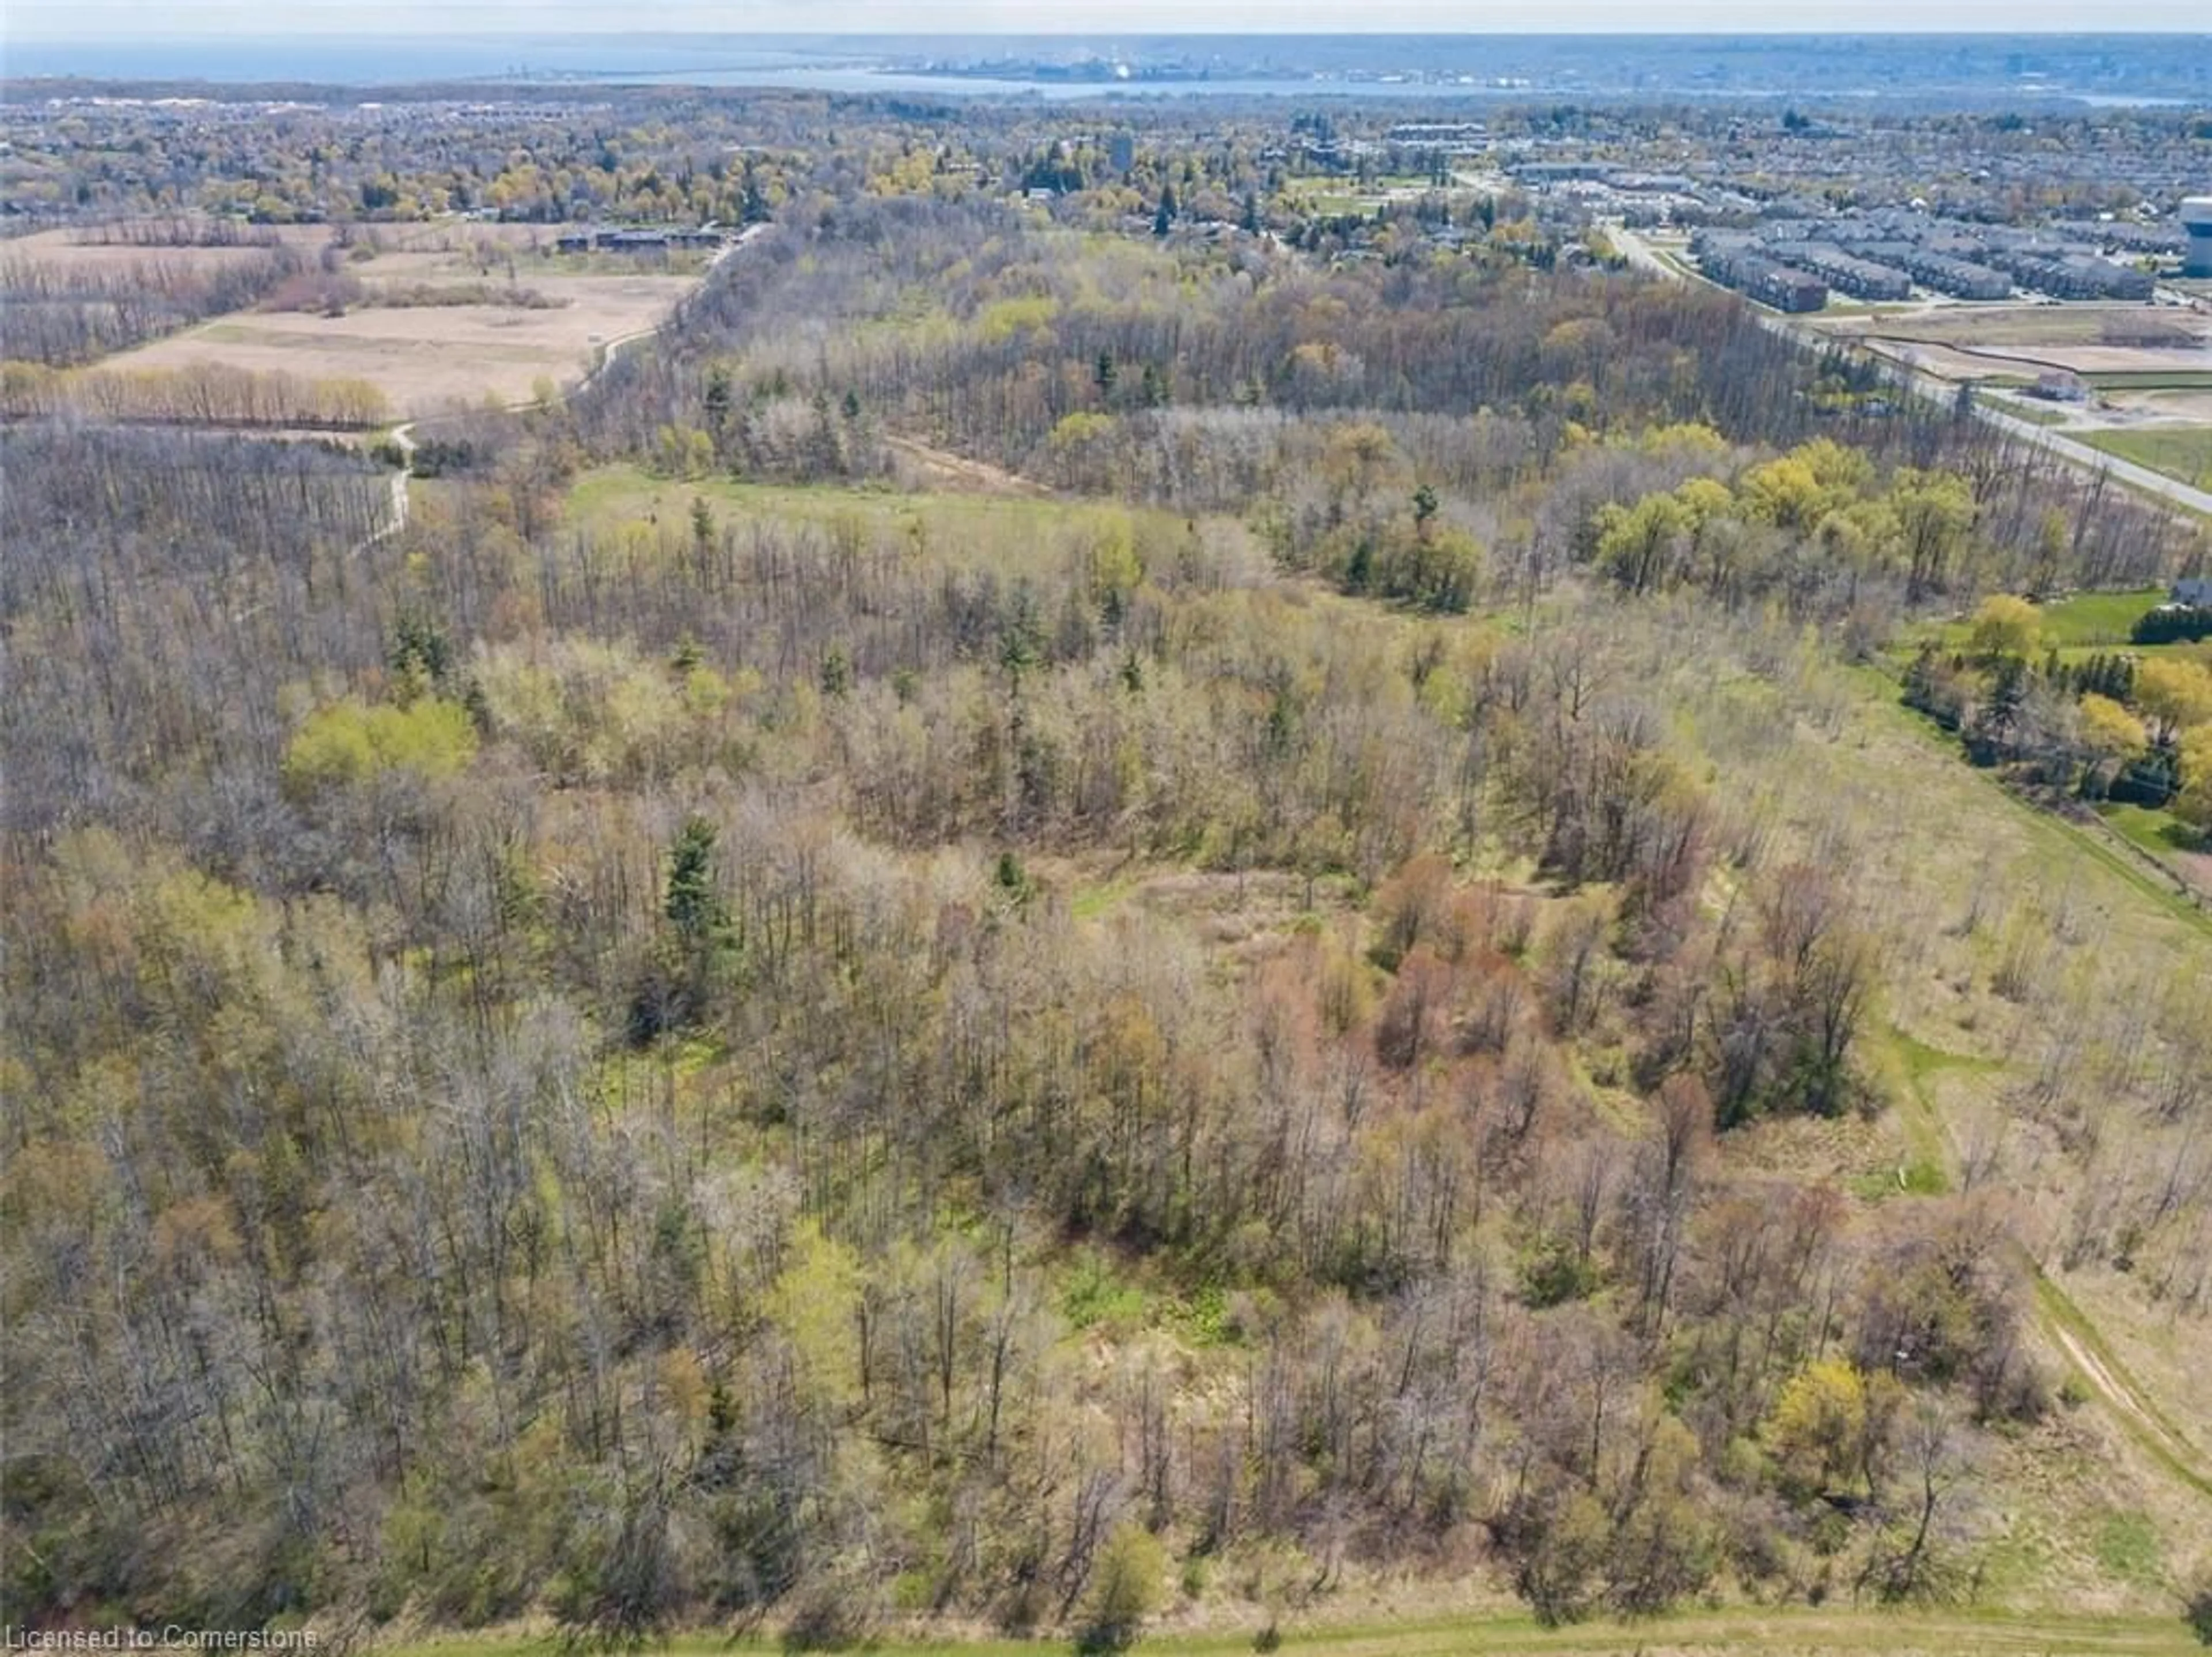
[9,0,2208,37]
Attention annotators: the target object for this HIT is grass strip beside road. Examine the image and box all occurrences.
[376,1605,2205,1657]
[2077,428,2212,492]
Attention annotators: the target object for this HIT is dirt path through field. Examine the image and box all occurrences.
[2052,1327,2166,1448]
[1892,1036,2212,1499]
[2041,1293,2212,1497]
[885,433,1055,497]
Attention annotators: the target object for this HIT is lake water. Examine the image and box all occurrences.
[6,32,2207,105]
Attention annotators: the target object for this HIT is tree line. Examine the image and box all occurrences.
[0,358,391,429]
[0,244,300,367]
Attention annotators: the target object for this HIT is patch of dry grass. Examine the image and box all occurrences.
[1,222,327,275]
[1672,652,2212,1567]
[100,273,696,414]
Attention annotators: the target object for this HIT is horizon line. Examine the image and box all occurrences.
[10,25,2212,39]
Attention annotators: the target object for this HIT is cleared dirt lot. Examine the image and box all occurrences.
[1817,303,2212,384]
[2100,387,2212,422]
[2004,343,2212,374]
[1822,302,2208,349]
[98,270,698,414]
[1848,333,2212,388]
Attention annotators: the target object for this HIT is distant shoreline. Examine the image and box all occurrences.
[4,31,2207,103]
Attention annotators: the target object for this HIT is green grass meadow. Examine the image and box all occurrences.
[2077,428,2212,491]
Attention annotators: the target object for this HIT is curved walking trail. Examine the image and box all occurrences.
[372,421,414,543]
[231,420,412,625]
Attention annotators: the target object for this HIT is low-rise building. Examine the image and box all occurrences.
[1699,241,1829,312]
[1893,250,2011,300]
[2000,252,2153,301]
[1766,240,1912,301]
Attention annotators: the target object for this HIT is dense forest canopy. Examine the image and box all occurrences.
[3,170,2210,1655]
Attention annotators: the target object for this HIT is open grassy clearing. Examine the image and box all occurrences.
[565,464,1077,538]
[1911,588,2164,655]
[885,433,1058,497]
[1872,1028,1999,1193]
[2077,428,2212,491]
[2084,370,2212,393]
[2001,772,2212,940]
[2119,812,2212,905]
[2035,1277,2212,1503]
[1280,176,1466,217]
[562,463,1256,580]
[1286,189,1380,215]
[1969,1403,2200,1616]
[98,272,699,415]
[2027,588,2168,646]
[2100,800,2204,858]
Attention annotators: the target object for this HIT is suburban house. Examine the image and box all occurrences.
[2029,370,2090,403]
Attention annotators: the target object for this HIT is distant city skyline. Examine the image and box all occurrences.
[8,1,2209,40]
